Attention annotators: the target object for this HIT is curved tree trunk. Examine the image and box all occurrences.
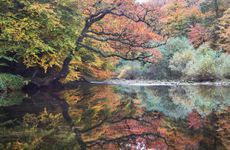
[51,53,73,84]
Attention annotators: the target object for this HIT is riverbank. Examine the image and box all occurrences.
[90,79,230,86]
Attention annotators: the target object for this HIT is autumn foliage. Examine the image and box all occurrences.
[0,0,230,81]
[188,24,211,48]
[187,109,203,130]
[216,8,230,53]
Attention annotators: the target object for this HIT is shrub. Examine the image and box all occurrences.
[183,45,220,81]
[169,49,194,74]
[169,44,225,81]
[147,37,194,79]
[117,38,230,81]
[217,53,230,79]
[0,73,25,91]
[117,66,143,79]
[159,37,193,59]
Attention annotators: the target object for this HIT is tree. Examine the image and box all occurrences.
[53,0,165,82]
[199,0,229,50]
[160,0,204,36]
[169,49,194,75]
[200,0,230,19]
[0,0,82,73]
[215,8,230,53]
[188,24,211,48]
[0,0,165,82]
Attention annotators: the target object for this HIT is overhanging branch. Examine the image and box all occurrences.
[85,34,167,49]
[77,42,154,63]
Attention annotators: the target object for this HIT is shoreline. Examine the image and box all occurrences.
[90,80,230,86]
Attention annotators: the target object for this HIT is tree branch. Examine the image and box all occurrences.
[85,132,171,149]
[78,42,154,62]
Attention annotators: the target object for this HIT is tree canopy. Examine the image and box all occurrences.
[0,0,229,82]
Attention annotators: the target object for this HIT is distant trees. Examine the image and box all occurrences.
[169,49,194,75]
[0,0,229,82]
[188,24,211,48]
[200,0,229,19]
[118,36,230,81]
[116,0,230,81]
[160,0,204,36]
[215,8,230,53]
[169,40,230,81]
[182,45,219,81]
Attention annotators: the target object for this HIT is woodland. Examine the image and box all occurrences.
[0,0,230,150]
[0,0,230,91]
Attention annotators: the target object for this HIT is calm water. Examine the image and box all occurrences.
[0,84,230,150]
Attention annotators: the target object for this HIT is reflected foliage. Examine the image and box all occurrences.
[0,91,26,107]
[0,85,230,149]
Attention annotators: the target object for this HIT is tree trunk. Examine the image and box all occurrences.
[50,17,96,84]
[214,0,219,18]
[51,53,73,84]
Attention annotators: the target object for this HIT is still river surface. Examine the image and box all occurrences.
[0,83,230,150]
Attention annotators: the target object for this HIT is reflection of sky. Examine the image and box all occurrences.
[115,86,230,120]
[136,0,149,3]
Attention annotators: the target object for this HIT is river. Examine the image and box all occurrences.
[0,83,230,149]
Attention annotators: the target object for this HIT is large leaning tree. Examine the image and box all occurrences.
[52,0,166,82]
[0,0,166,82]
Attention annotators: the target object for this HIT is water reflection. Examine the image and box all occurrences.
[0,84,230,149]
